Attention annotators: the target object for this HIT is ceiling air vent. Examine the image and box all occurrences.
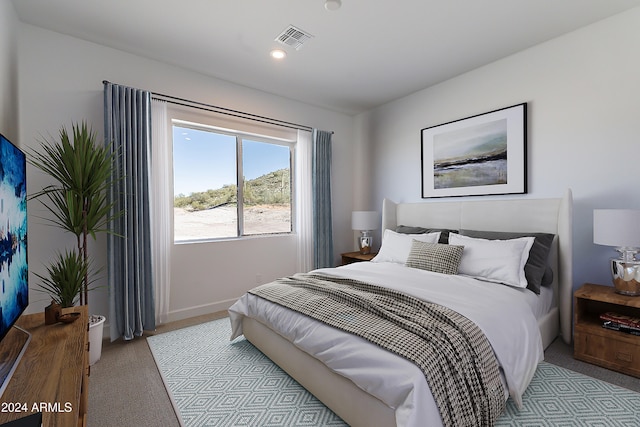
[275,25,314,50]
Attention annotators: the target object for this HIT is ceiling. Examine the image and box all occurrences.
[11,0,640,115]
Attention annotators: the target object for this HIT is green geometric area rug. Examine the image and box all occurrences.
[147,318,640,427]
[147,319,346,426]
[497,362,640,426]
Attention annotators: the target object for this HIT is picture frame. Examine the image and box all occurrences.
[421,103,527,198]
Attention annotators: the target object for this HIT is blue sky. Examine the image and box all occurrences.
[172,126,290,196]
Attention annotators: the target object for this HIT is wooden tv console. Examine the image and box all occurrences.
[0,305,88,427]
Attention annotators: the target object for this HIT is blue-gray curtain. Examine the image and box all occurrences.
[104,82,156,341]
[312,129,334,268]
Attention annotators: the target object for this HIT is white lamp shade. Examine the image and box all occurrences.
[593,209,640,248]
[352,211,378,231]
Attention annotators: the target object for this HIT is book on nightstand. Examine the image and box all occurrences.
[600,312,640,336]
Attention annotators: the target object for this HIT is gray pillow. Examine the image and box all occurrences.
[459,229,555,294]
[405,240,464,275]
[541,267,553,287]
[396,225,456,244]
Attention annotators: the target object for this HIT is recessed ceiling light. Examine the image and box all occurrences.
[270,49,287,60]
[324,0,341,11]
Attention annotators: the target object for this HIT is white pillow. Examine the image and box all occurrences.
[448,233,535,288]
[371,229,440,264]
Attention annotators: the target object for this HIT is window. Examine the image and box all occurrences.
[172,120,294,242]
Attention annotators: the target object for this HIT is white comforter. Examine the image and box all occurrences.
[229,262,543,427]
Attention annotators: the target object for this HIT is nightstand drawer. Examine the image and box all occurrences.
[574,328,640,377]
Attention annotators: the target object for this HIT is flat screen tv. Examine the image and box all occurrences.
[0,133,29,397]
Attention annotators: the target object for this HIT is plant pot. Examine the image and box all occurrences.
[44,300,62,325]
[89,315,106,366]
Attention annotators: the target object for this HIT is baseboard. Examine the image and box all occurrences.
[166,298,237,324]
[96,299,237,340]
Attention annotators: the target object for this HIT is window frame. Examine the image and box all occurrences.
[169,107,297,244]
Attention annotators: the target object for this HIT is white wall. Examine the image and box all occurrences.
[16,23,356,324]
[0,2,18,141]
[357,7,640,292]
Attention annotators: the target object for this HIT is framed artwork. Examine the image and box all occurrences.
[421,103,527,198]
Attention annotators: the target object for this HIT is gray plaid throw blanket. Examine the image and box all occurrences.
[249,273,506,427]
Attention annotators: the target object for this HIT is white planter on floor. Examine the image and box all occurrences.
[89,315,106,366]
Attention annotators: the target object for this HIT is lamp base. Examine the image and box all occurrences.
[610,257,640,296]
[358,231,373,255]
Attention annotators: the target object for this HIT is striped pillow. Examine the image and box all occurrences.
[405,240,464,275]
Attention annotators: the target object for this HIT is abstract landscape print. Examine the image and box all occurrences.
[433,118,507,189]
[422,103,526,198]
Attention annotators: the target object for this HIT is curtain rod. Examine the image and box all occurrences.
[103,80,315,133]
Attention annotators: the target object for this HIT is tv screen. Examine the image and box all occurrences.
[0,134,28,342]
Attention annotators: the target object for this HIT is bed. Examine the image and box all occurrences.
[228,190,573,427]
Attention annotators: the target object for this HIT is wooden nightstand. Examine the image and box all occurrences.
[574,283,640,377]
[340,251,377,265]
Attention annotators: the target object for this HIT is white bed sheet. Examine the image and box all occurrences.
[229,262,544,427]
[526,282,554,320]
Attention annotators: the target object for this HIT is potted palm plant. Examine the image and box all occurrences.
[34,250,89,308]
[34,250,90,325]
[29,121,120,364]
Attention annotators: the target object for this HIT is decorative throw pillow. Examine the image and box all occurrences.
[448,233,535,288]
[405,240,464,275]
[371,229,440,264]
[459,229,555,294]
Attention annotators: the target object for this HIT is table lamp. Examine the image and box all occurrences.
[593,209,640,296]
[352,211,378,255]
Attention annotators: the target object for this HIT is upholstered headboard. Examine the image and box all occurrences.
[381,189,573,345]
